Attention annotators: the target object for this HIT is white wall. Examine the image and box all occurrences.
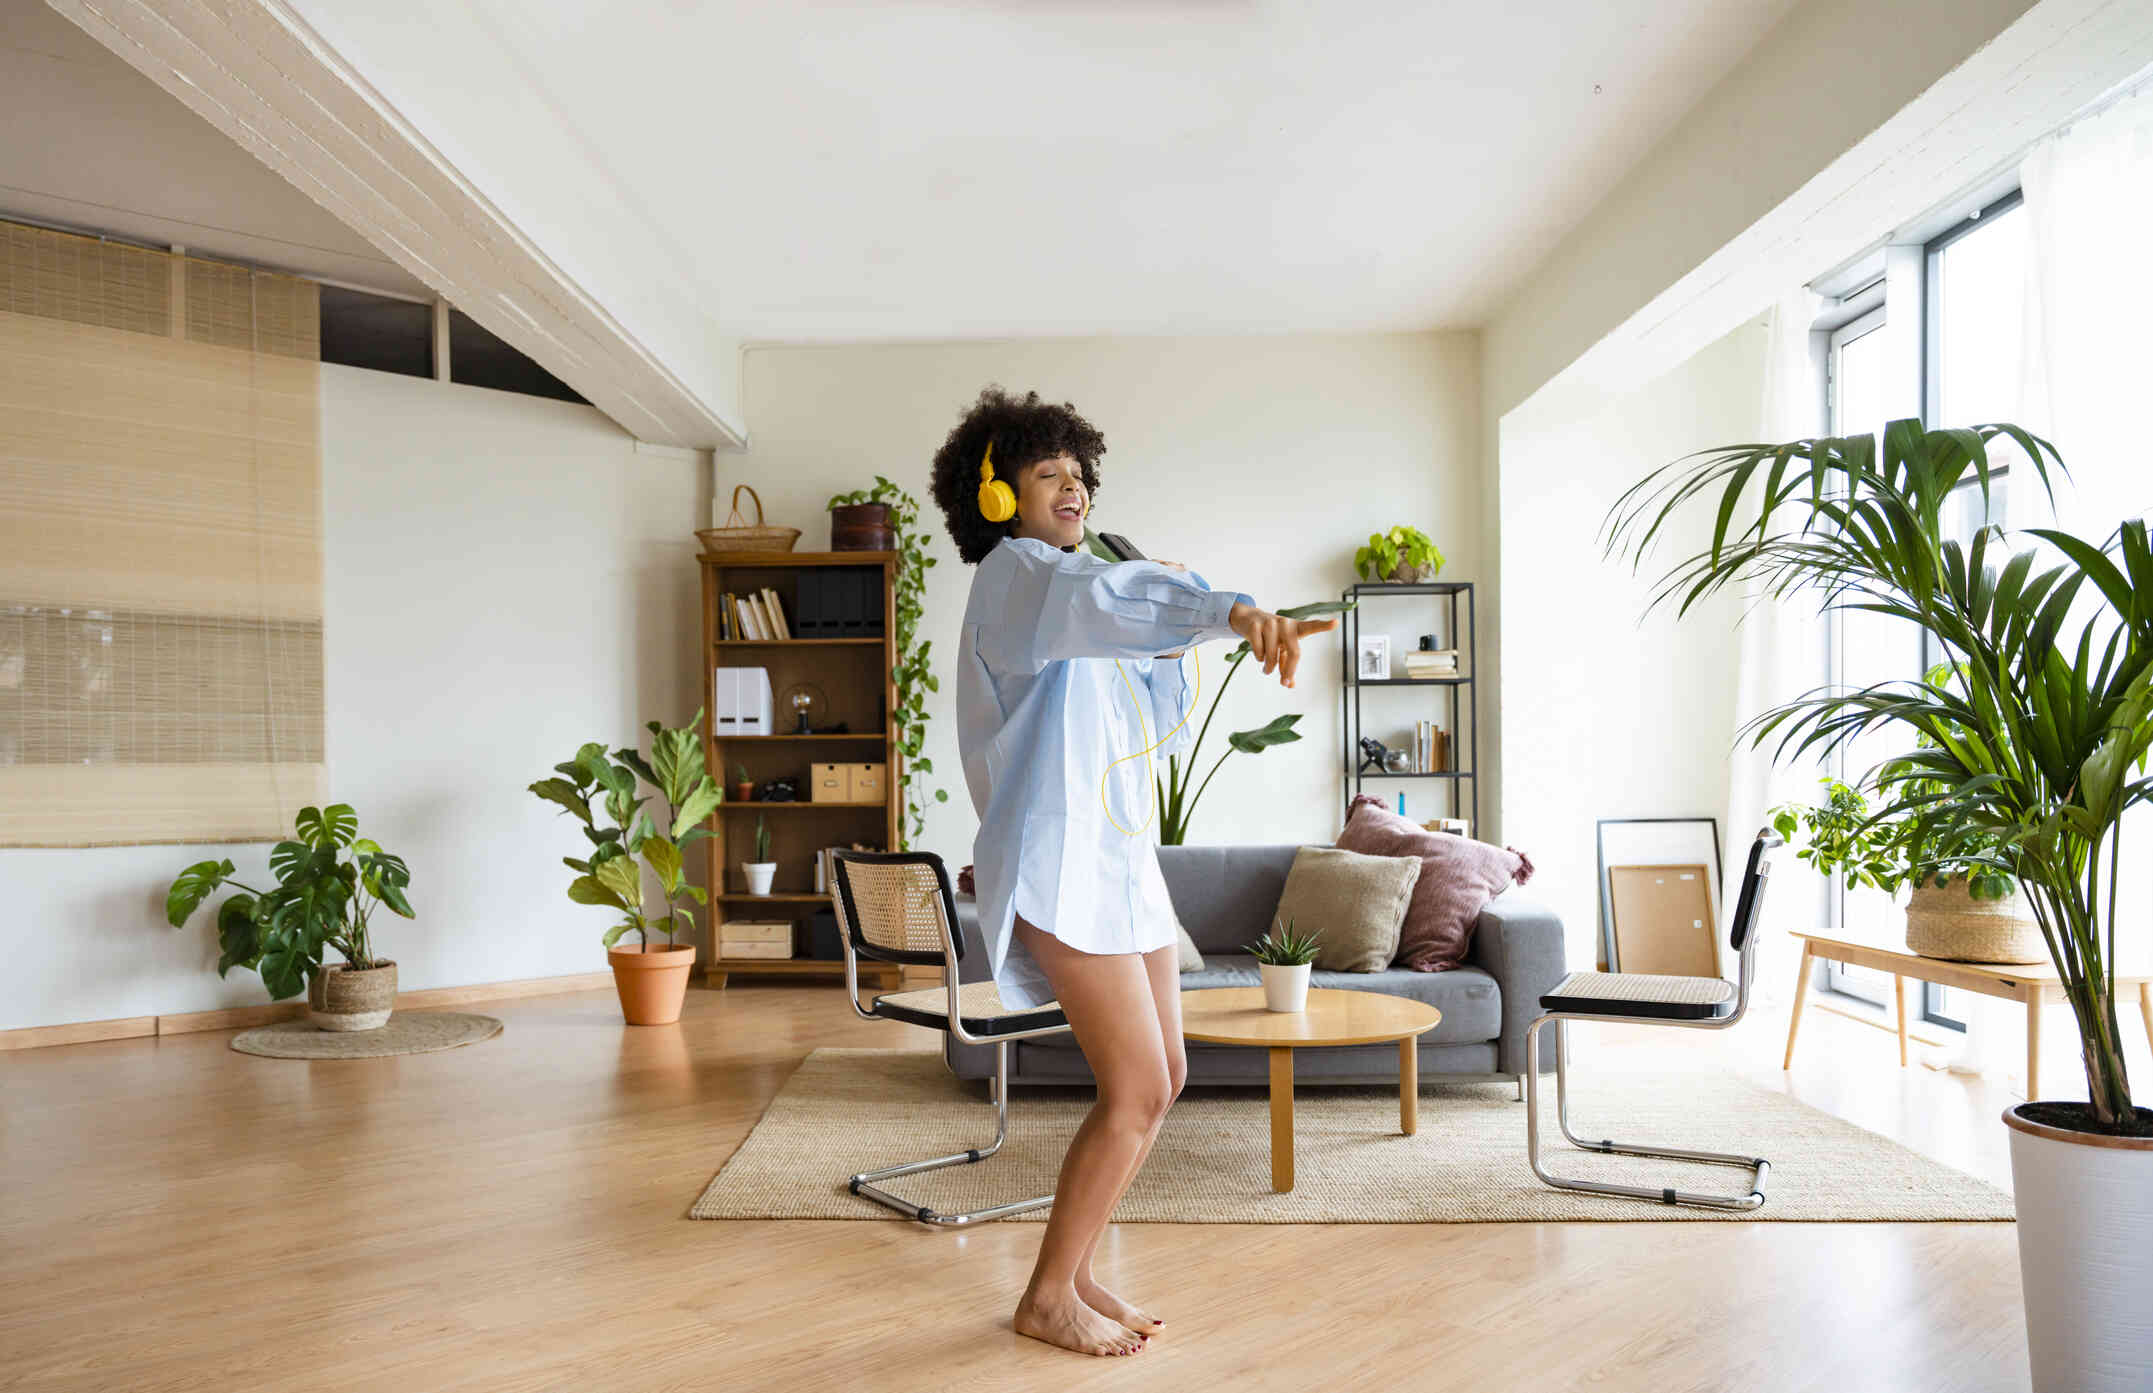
[1498,316,1768,970]
[736,331,1482,865]
[1,366,707,1031]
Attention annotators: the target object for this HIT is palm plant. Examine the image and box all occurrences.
[1604,418,2150,1134]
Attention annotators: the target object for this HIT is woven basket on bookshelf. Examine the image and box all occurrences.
[698,483,801,553]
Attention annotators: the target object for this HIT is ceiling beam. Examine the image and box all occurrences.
[50,0,747,449]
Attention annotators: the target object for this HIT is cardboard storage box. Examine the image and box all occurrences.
[720,920,793,959]
[810,762,849,803]
[847,762,886,802]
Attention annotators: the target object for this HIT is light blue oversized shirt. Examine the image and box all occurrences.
[957,534,1256,1009]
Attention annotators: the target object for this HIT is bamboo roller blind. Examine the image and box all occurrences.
[0,220,326,846]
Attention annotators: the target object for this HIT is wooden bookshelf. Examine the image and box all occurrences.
[699,549,903,989]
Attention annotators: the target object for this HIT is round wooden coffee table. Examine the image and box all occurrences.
[1180,986,1442,1192]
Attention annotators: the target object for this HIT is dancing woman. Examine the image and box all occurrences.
[929,386,1335,1357]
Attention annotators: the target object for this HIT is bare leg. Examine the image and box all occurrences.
[1008,916,1167,1357]
[1072,943,1185,1334]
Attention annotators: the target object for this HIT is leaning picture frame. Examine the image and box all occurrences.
[1594,817,1723,973]
[1355,633,1390,681]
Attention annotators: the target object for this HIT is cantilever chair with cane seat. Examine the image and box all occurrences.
[1524,829,1782,1211]
[826,848,1075,1226]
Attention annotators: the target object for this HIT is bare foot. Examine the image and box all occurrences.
[1014,1290,1150,1356]
[1076,1277,1165,1335]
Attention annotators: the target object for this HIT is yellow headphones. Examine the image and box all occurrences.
[979,441,1093,525]
[977,441,1016,523]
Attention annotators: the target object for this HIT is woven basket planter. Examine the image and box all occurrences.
[308,960,397,1031]
[1904,879,2045,964]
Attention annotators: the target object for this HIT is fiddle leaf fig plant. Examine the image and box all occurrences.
[165,802,413,1001]
[826,474,945,848]
[1355,525,1446,583]
[530,708,720,951]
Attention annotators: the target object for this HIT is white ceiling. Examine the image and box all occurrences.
[0,0,429,297]
[459,0,1803,343]
[21,0,1802,348]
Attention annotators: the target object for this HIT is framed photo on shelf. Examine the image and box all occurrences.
[1355,634,1391,680]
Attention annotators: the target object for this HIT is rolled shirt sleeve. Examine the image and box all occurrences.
[980,538,1253,675]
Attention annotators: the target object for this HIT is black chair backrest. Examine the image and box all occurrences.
[1727,830,1783,954]
[827,849,964,968]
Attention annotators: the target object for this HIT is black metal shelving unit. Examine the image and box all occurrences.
[1339,579,1477,832]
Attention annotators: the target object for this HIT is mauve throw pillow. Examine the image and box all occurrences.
[1336,793,1534,972]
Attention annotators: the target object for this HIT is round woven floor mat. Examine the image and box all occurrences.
[230,1011,503,1058]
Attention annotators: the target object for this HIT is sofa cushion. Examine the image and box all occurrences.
[1336,794,1534,972]
[1268,845,1420,972]
[1171,899,1204,972]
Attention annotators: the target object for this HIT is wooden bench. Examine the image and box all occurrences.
[1784,927,2153,1099]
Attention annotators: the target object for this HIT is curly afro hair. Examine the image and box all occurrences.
[928,385,1105,565]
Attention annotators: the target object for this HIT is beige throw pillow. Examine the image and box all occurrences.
[1270,846,1422,973]
[1174,910,1205,972]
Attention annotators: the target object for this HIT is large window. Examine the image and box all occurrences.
[1814,191,2029,1026]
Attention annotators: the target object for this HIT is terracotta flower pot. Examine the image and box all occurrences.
[608,942,696,1025]
[308,960,397,1031]
[732,782,755,802]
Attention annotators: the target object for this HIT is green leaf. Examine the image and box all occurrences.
[528,777,594,825]
[1226,712,1304,755]
[166,857,236,927]
[215,895,261,976]
[295,804,358,850]
[568,874,623,909]
[643,834,682,893]
[671,779,723,840]
[595,855,643,912]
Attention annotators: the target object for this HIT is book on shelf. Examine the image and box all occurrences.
[761,586,791,639]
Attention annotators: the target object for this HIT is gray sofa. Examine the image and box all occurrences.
[941,842,1567,1093]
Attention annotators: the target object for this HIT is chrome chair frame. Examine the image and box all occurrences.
[1523,831,1782,1211]
[827,849,1075,1226]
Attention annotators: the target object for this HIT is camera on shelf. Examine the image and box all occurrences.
[756,775,801,803]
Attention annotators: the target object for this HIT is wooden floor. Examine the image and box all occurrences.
[0,963,2066,1393]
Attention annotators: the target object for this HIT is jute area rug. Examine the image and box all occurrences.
[690,1047,2014,1223]
[230,1011,503,1058]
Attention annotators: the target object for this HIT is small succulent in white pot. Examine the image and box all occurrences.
[743,812,776,896]
[1245,915,1321,1012]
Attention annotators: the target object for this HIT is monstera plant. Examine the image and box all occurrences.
[165,802,412,1002]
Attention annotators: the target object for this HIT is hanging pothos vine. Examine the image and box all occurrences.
[825,475,943,848]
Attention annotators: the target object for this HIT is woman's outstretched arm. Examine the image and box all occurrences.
[976,539,1253,675]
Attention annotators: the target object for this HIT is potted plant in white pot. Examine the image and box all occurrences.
[530,709,722,1026]
[165,803,414,1030]
[742,813,776,896]
[1771,775,2042,963]
[1245,915,1321,1012]
[1608,418,2152,1389]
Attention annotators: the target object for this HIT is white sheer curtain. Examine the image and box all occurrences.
[1989,81,2153,1090]
[1723,287,1831,996]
